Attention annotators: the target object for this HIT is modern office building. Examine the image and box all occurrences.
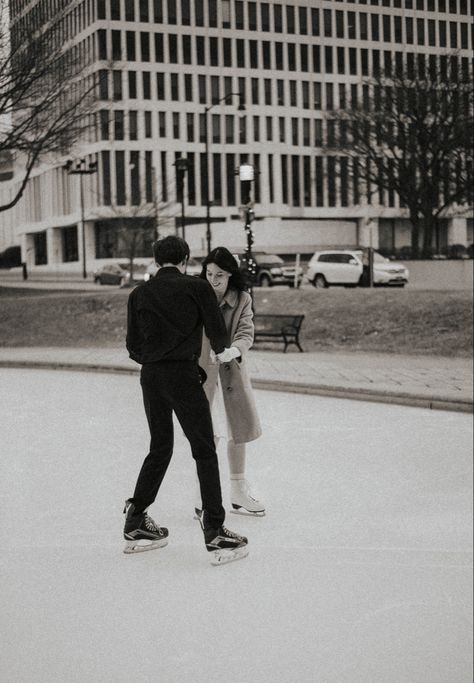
[0,0,472,275]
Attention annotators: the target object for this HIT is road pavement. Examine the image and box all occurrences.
[0,368,472,683]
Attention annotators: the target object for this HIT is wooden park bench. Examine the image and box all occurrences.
[253,314,305,353]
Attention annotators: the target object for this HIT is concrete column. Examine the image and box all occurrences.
[448,217,468,246]
[47,227,62,266]
[357,217,379,249]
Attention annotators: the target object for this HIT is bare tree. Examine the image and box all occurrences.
[325,54,473,256]
[0,0,97,212]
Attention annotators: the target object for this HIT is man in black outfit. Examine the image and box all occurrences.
[124,236,248,565]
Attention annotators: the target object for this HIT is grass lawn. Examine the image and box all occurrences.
[0,285,472,357]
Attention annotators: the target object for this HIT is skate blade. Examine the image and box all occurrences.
[123,539,168,554]
[210,546,249,566]
[231,505,265,517]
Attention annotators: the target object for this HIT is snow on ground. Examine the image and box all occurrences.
[0,369,472,683]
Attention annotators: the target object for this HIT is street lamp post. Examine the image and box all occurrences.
[65,158,97,279]
[239,163,256,299]
[174,157,189,241]
[204,92,245,254]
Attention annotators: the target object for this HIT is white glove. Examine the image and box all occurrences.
[216,346,241,363]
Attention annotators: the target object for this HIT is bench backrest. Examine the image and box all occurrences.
[254,314,305,332]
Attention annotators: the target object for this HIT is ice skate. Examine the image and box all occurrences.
[199,511,249,566]
[123,499,169,554]
[230,479,265,516]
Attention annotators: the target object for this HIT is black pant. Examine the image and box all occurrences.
[131,360,225,530]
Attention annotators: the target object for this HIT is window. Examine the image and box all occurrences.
[349,48,357,74]
[237,39,245,67]
[311,8,320,36]
[62,226,78,263]
[371,13,379,41]
[302,81,310,109]
[313,82,322,109]
[144,111,152,137]
[196,36,205,65]
[235,0,244,29]
[290,80,297,107]
[158,111,166,137]
[274,3,283,32]
[187,113,194,141]
[439,21,447,47]
[248,1,257,29]
[128,71,137,98]
[336,11,344,38]
[182,0,191,25]
[183,35,192,64]
[98,0,106,19]
[99,110,109,139]
[101,151,111,206]
[113,71,122,100]
[350,12,358,39]
[129,111,138,140]
[275,42,283,70]
[286,5,295,33]
[383,15,391,42]
[394,16,402,43]
[98,29,107,60]
[170,73,179,100]
[279,117,285,143]
[313,45,321,72]
[324,9,332,37]
[156,72,165,99]
[253,116,260,142]
[34,232,47,265]
[406,17,413,44]
[251,78,259,105]
[155,33,164,61]
[195,0,204,25]
[140,32,150,61]
[326,83,334,110]
[449,22,457,48]
[299,7,308,34]
[140,0,150,21]
[417,18,425,45]
[126,31,136,60]
[125,0,135,21]
[112,31,122,60]
[223,38,232,66]
[184,74,193,101]
[263,41,271,69]
[249,40,258,68]
[266,116,273,141]
[337,47,345,74]
[288,44,296,71]
[428,20,436,46]
[114,110,124,140]
[142,72,151,98]
[168,34,178,63]
[264,79,272,105]
[167,0,176,23]
[300,44,308,72]
[277,79,285,106]
[210,37,219,66]
[325,46,333,73]
[225,115,234,143]
[173,112,180,139]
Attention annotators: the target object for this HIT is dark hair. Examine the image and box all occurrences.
[153,236,190,266]
[200,247,247,292]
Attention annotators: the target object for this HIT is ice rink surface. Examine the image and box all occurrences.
[1,368,472,683]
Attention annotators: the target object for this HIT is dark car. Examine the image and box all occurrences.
[93,262,148,286]
[239,252,303,287]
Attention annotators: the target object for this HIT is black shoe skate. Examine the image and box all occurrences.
[123,499,169,554]
[200,511,249,566]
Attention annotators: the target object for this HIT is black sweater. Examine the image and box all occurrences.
[126,267,228,364]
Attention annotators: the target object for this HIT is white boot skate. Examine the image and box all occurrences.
[230,479,265,516]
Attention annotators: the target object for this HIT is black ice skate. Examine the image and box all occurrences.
[199,511,249,566]
[123,499,169,554]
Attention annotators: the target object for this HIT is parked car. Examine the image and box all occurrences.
[239,252,303,287]
[306,250,409,288]
[144,256,203,281]
[93,262,149,286]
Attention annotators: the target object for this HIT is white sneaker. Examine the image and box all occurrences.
[230,479,265,516]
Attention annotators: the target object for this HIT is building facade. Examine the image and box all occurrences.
[0,0,472,274]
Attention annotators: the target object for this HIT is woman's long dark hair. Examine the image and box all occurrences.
[200,247,247,291]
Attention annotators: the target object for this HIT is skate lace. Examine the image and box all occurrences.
[144,514,160,533]
[221,526,241,540]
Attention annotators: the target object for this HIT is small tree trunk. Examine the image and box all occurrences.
[422,214,437,254]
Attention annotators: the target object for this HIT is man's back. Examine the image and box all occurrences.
[126,267,227,364]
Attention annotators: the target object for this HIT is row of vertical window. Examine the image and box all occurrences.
[98,148,407,212]
[98,108,363,149]
[97,54,470,105]
[95,0,471,32]
[97,19,470,69]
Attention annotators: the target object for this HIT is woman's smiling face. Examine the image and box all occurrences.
[206,262,231,298]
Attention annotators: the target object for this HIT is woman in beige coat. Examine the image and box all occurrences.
[197,247,265,516]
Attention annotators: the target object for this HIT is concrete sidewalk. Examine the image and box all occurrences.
[0,346,471,413]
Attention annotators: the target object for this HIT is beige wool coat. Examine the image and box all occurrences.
[199,288,262,445]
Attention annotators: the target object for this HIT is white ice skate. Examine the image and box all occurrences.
[230,479,265,516]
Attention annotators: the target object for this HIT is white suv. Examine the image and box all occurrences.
[306,250,409,288]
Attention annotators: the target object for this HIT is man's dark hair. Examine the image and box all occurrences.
[153,236,190,266]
